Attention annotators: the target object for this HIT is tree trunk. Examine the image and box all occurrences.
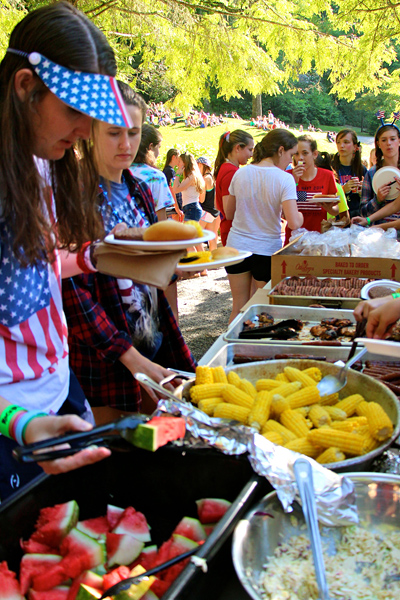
[252,94,262,118]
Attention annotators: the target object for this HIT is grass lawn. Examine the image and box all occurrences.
[155,118,374,169]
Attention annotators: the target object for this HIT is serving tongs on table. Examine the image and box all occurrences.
[294,458,331,600]
[12,414,149,463]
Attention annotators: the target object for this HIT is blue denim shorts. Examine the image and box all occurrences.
[183,202,202,222]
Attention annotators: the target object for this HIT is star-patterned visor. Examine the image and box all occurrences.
[8,49,133,128]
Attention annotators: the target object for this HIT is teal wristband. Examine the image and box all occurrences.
[366,217,371,227]
[392,293,400,300]
[0,405,26,438]
[14,411,47,446]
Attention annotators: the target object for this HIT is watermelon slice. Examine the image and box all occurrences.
[77,518,109,540]
[20,539,57,555]
[19,554,63,595]
[161,535,198,585]
[29,587,70,600]
[203,523,216,537]
[106,533,144,568]
[106,506,124,530]
[67,571,103,600]
[112,507,151,543]
[150,579,169,598]
[114,565,155,600]
[124,416,186,452]
[29,501,79,548]
[102,565,130,591]
[196,498,231,524]
[75,585,102,600]
[129,545,157,571]
[173,517,206,542]
[0,561,23,600]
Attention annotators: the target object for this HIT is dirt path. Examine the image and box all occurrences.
[177,268,232,361]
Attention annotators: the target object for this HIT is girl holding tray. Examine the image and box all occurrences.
[62,82,196,422]
[0,2,135,497]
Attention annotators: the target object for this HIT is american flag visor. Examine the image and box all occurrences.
[8,49,133,128]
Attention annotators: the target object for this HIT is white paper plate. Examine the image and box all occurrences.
[104,229,215,251]
[361,279,400,300]
[355,337,400,358]
[177,250,252,272]
[372,166,400,200]
[309,196,340,203]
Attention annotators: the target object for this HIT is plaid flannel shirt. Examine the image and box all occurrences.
[360,166,400,224]
[62,171,196,411]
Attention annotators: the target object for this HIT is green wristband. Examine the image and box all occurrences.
[366,217,371,227]
[0,405,26,438]
[392,293,400,299]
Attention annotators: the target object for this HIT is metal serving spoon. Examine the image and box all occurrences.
[317,346,368,397]
[294,458,331,600]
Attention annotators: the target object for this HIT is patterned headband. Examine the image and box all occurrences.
[7,48,133,128]
[375,110,400,135]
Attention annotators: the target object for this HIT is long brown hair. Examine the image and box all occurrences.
[375,125,400,170]
[0,2,117,266]
[331,129,364,179]
[214,129,253,177]
[252,129,297,164]
[163,148,179,171]
[134,124,162,166]
[180,152,205,194]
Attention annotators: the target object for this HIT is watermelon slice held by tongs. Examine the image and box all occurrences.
[13,414,186,463]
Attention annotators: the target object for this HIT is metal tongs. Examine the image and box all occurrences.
[294,458,331,600]
[12,414,149,463]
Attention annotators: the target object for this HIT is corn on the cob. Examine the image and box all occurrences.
[214,403,250,424]
[262,420,297,444]
[316,447,346,464]
[354,425,369,436]
[364,402,393,441]
[285,437,321,458]
[335,394,364,417]
[190,383,227,403]
[284,366,317,387]
[293,406,310,417]
[275,372,290,383]
[195,366,213,386]
[239,378,257,399]
[198,397,221,416]
[307,428,367,455]
[227,371,242,388]
[248,391,273,430]
[270,394,290,418]
[221,384,254,409]
[324,406,347,421]
[331,420,357,432]
[271,381,302,398]
[305,418,313,429]
[262,431,284,445]
[362,432,381,453]
[309,405,331,428]
[286,386,320,409]
[255,378,284,392]
[319,392,340,406]
[211,366,228,384]
[280,409,310,438]
[302,367,322,382]
[355,401,369,417]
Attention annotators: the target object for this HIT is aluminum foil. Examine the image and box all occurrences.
[372,446,400,475]
[157,399,358,526]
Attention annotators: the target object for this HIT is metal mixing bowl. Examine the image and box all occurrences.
[176,359,400,471]
[232,472,400,600]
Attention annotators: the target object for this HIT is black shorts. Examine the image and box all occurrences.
[225,253,271,282]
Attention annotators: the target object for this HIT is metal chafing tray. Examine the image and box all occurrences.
[205,342,400,369]
[223,304,356,345]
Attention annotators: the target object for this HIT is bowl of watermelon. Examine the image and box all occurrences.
[0,445,271,600]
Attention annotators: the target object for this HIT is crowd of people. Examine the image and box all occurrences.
[2,1,400,505]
